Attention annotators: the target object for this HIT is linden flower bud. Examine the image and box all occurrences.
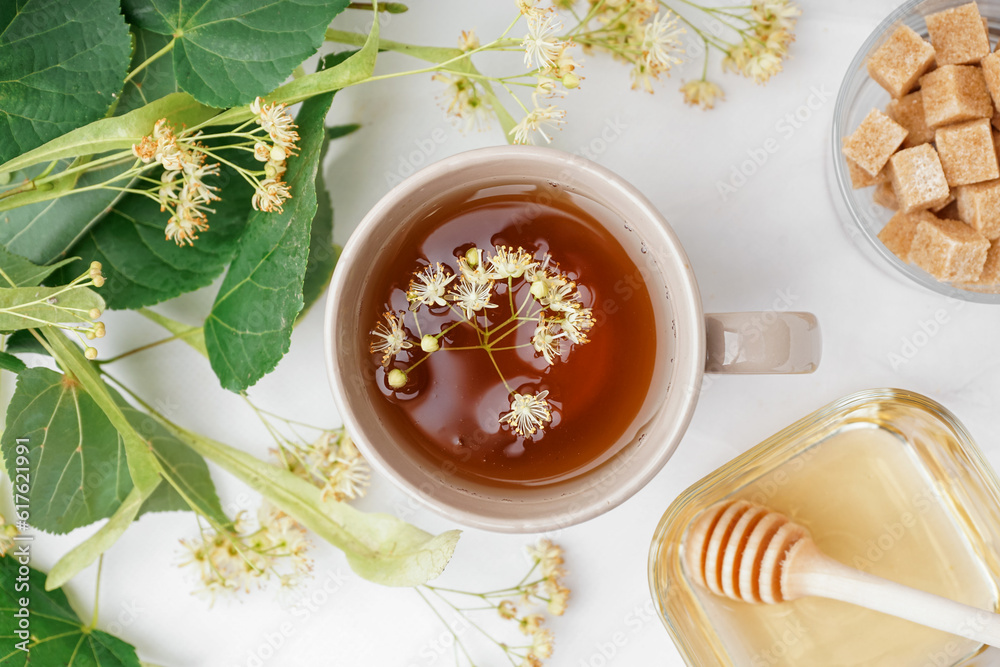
[90,261,102,272]
[92,276,105,287]
[89,308,102,320]
[420,335,439,353]
[530,280,547,299]
[464,247,480,268]
[84,347,98,360]
[86,331,96,340]
[387,369,407,388]
[253,142,271,162]
[94,322,106,338]
[270,145,287,162]
[562,72,580,89]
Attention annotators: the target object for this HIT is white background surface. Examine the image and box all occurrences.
[3,1,1000,665]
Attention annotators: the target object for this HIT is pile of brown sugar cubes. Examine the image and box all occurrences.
[843,1,1000,291]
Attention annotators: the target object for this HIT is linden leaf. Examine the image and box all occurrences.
[0,350,26,374]
[0,367,132,534]
[0,248,76,287]
[0,556,141,666]
[117,29,180,115]
[121,0,351,107]
[0,284,104,331]
[204,91,333,391]
[0,29,185,266]
[0,10,378,174]
[0,367,225,536]
[0,157,132,263]
[54,153,254,310]
[0,0,132,164]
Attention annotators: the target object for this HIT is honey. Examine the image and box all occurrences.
[650,390,1000,667]
[701,426,997,665]
[361,183,658,487]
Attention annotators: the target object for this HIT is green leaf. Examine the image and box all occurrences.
[3,330,48,357]
[0,284,104,331]
[206,14,380,127]
[0,12,380,174]
[54,158,253,310]
[0,350,26,374]
[1,368,132,534]
[0,157,132,263]
[298,74,354,324]
[125,406,226,524]
[137,308,207,358]
[122,0,351,108]
[0,556,142,665]
[326,123,362,141]
[0,0,132,164]
[44,403,223,590]
[0,248,76,287]
[117,29,179,115]
[0,92,215,175]
[42,331,160,494]
[204,91,334,391]
[174,426,460,587]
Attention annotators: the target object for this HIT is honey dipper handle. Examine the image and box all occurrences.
[784,540,1000,647]
[704,312,821,374]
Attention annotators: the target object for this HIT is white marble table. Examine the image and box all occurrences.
[7,1,1000,665]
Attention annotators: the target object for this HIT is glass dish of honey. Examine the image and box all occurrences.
[649,388,1000,666]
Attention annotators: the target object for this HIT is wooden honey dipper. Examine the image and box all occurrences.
[683,500,1000,647]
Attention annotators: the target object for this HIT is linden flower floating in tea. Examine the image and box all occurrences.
[370,245,595,438]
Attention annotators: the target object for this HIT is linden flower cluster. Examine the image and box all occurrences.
[276,428,371,502]
[719,1,800,83]
[131,96,299,246]
[370,245,595,438]
[426,0,799,132]
[179,504,311,600]
[570,0,685,94]
[418,539,571,667]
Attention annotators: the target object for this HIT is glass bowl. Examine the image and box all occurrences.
[648,388,1000,666]
[831,0,1000,304]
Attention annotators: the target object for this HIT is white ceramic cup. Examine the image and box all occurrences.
[324,146,821,533]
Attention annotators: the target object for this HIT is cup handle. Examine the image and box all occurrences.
[705,312,821,374]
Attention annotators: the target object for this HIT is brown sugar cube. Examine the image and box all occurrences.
[935,118,1000,185]
[878,210,935,261]
[919,65,994,128]
[956,178,1000,239]
[842,109,909,176]
[910,216,990,281]
[846,157,887,188]
[867,25,937,97]
[874,181,899,209]
[925,2,991,65]
[992,108,1000,131]
[974,242,1000,285]
[933,189,957,212]
[981,53,1000,107]
[888,144,952,212]
[886,92,936,146]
